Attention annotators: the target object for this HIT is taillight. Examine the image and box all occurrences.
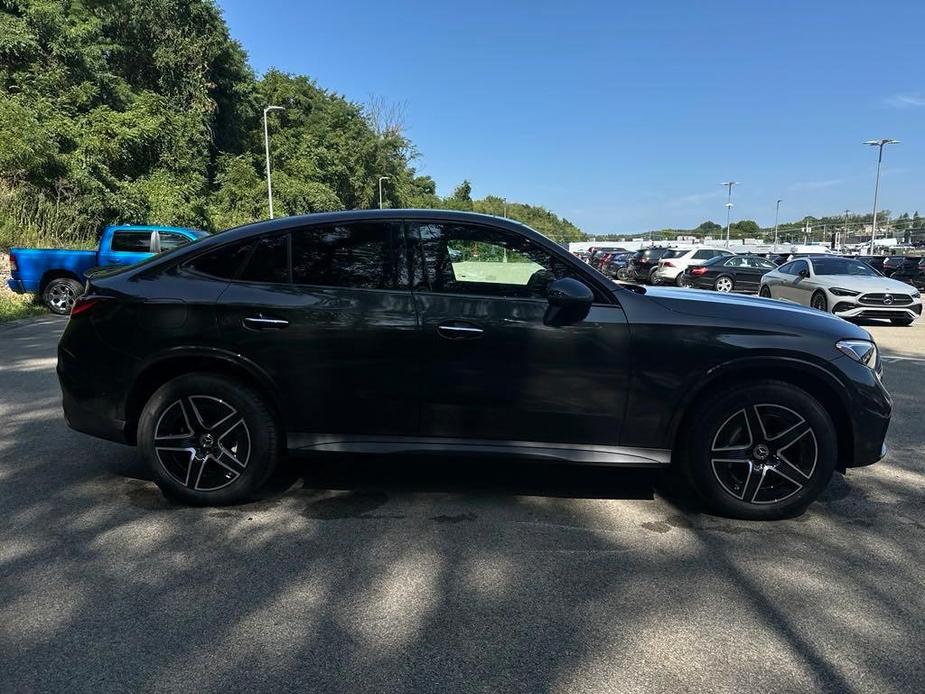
[662,261,675,268]
[8,253,16,273]
[691,267,708,276]
[70,296,104,316]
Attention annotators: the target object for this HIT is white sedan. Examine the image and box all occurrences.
[652,247,733,286]
[759,255,922,325]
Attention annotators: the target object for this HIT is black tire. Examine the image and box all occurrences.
[43,277,83,315]
[676,274,692,288]
[811,290,828,312]
[890,317,914,326]
[678,380,837,520]
[713,275,734,293]
[759,285,772,298]
[648,268,659,285]
[138,373,281,505]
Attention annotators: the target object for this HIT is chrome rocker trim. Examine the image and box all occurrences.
[288,434,671,466]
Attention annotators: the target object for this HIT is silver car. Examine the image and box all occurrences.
[759,255,922,325]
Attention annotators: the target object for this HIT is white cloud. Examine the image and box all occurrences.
[884,93,925,108]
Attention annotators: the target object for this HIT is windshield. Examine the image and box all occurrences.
[811,257,880,277]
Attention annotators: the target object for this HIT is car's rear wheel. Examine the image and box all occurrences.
[138,373,281,505]
[811,290,828,312]
[679,381,837,520]
[759,285,772,298]
[890,316,914,326]
[714,275,734,292]
[43,277,83,315]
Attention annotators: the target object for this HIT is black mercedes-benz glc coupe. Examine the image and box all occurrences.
[58,210,891,519]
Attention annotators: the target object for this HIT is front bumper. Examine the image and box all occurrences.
[832,304,921,321]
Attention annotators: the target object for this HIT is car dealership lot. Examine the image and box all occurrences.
[1,317,923,693]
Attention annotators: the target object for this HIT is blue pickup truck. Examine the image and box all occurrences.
[7,224,208,314]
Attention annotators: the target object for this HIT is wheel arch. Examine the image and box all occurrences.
[124,351,284,446]
[670,358,855,471]
[39,269,83,294]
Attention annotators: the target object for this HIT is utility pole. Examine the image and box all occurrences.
[721,181,738,248]
[864,139,899,253]
[263,106,285,219]
[844,209,850,252]
[774,199,781,250]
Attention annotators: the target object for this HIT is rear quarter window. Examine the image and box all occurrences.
[185,240,254,280]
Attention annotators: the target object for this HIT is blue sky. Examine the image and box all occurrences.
[217,0,924,234]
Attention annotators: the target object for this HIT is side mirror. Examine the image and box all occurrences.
[798,268,809,278]
[544,277,593,326]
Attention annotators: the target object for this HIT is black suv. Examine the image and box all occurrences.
[58,210,891,520]
[627,247,674,283]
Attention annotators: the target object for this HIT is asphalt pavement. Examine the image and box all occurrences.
[1,315,923,693]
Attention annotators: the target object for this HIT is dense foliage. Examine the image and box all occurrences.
[0,0,583,249]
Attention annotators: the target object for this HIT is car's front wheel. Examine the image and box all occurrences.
[676,274,693,288]
[811,290,828,312]
[679,381,837,520]
[759,285,772,299]
[138,373,281,505]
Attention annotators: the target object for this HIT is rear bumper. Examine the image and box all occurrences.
[6,277,33,294]
[57,323,133,445]
[653,267,681,282]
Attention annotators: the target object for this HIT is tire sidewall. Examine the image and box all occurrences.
[43,278,83,315]
[759,285,771,298]
[138,373,280,505]
[681,381,837,520]
[811,290,828,312]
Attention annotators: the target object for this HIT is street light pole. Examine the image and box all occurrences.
[263,106,285,219]
[864,139,899,253]
[721,181,738,248]
[774,199,781,250]
[378,176,390,209]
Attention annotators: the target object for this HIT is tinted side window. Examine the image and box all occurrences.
[411,222,578,300]
[777,262,795,275]
[111,231,152,252]
[186,240,254,279]
[240,235,290,284]
[693,250,713,260]
[793,260,809,275]
[159,232,193,252]
[291,222,400,289]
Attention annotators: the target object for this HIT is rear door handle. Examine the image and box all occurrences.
[437,321,484,340]
[243,316,289,331]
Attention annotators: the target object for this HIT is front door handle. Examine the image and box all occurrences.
[243,316,289,331]
[437,321,484,340]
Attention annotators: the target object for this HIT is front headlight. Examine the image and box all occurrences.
[829,287,860,297]
[837,339,878,368]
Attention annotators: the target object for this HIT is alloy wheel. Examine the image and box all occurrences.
[715,277,733,292]
[710,404,818,505]
[811,293,827,311]
[48,283,77,312]
[153,396,251,491]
